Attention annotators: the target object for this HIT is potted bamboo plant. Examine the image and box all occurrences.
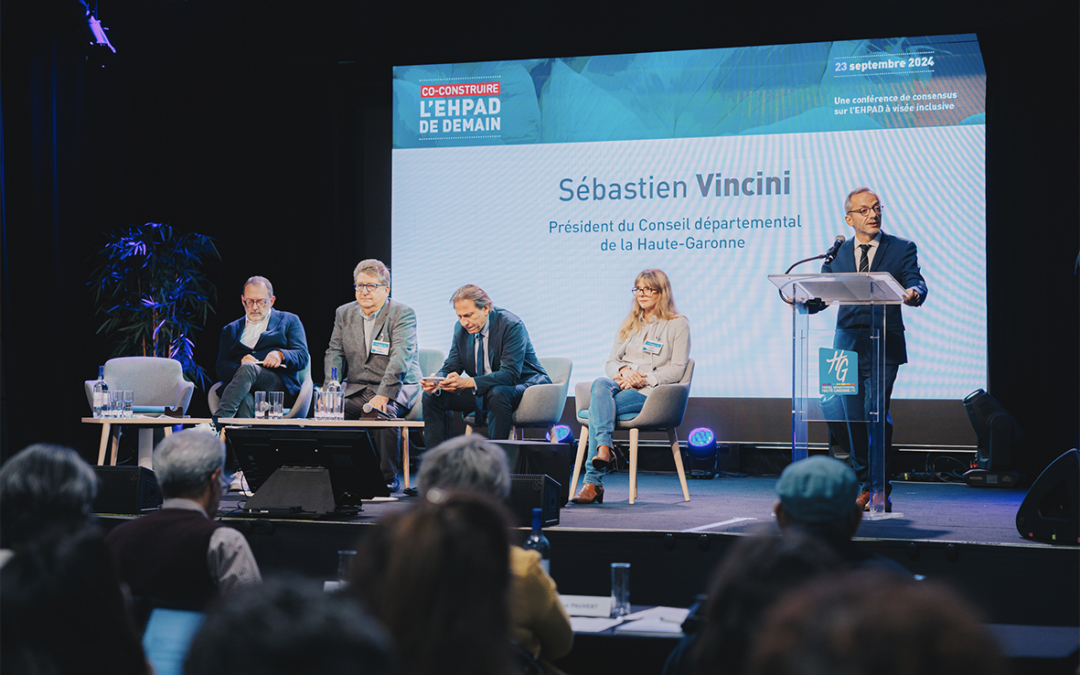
[88,222,220,387]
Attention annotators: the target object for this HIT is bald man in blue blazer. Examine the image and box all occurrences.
[819,187,927,506]
[215,276,310,418]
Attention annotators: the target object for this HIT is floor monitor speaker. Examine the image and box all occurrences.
[93,466,163,514]
[1016,448,1079,544]
[508,474,560,528]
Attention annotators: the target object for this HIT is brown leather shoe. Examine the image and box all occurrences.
[591,445,615,471]
[856,491,871,510]
[857,491,893,512]
[570,484,604,504]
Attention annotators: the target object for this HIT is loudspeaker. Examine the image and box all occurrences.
[507,474,560,528]
[93,466,163,514]
[1016,449,1079,544]
[492,440,573,506]
[244,466,337,516]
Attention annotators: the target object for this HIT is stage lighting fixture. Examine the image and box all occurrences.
[684,427,718,478]
[963,389,1023,471]
[77,0,116,65]
[688,427,716,453]
[545,424,574,445]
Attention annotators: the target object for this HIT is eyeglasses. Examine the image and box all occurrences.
[354,283,386,294]
[631,287,660,296]
[242,298,271,309]
[846,204,884,217]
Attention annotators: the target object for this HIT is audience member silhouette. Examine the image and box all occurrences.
[185,576,392,675]
[1,525,149,675]
[669,532,843,675]
[0,443,98,552]
[746,569,1006,675]
[349,491,515,675]
[417,434,574,673]
[774,455,909,574]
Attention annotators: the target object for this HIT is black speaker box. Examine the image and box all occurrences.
[492,440,573,506]
[1016,449,1079,545]
[507,474,560,528]
[93,466,163,514]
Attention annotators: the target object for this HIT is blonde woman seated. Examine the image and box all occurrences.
[571,269,690,505]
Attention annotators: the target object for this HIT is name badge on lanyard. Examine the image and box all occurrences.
[371,340,390,356]
[642,340,663,355]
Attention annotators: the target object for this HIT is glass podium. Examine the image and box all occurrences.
[769,272,907,518]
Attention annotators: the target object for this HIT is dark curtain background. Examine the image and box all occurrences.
[2,1,1076,477]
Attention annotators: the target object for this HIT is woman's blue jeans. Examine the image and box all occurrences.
[584,378,646,487]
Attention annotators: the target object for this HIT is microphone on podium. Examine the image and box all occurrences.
[362,402,395,420]
[823,235,846,264]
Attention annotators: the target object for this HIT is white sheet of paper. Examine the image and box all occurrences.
[570,616,625,633]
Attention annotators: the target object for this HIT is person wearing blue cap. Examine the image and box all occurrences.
[774,456,908,574]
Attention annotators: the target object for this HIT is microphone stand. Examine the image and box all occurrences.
[778,254,826,305]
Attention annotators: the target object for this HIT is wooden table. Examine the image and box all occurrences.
[82,417,214,466]
[220,418,426,489]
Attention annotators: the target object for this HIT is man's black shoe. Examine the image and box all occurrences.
[386,475,400,493]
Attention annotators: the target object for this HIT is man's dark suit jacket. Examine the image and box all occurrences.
[436,307,550,394]
[820,232,928,365]
[216,310,310,397]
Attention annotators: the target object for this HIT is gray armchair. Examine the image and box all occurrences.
[207,363,313,419]
[83,357,197,467]
[83,357,195,415]
[404,348,447,422]
[465,357,573,441]
[569,359,694,504]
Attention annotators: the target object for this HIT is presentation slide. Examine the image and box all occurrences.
[392,35,986,400]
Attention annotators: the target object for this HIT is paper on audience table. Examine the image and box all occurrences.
[570,617,625,633]
[613,618,684,635]
[621,606,690,623]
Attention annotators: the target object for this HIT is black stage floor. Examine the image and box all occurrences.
[225,471,1039,547]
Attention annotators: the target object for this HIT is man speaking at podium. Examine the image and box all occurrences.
[820,187,927,510]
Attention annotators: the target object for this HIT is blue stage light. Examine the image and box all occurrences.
[545,424,574,444]
[688,427,716,453]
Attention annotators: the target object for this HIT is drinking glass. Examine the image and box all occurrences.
[611,562,631,617]
[269,391,284,419]
[254,391,268,419]
[122,390,135,418]
[108,390,124,419]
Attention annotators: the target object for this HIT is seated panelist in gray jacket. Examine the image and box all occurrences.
[324,259,421,491]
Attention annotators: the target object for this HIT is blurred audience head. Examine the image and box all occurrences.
[0,443,98,549]
[775,455,862,541]
[349,491,513,675]
[692,531,843,675]
[417,434,510,499]
[1,525,148,675]
[185,576,392,675]
[153,429,226,503]
[746,570,1006,675]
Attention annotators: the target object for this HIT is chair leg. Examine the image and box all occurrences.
[669,428,691,502]
[465,424,474,435]
[402,428,410,490]
[629,428,640,504]
[569,423,589,500]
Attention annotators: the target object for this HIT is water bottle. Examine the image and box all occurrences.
[326,367,343,420]
[522,508,551,574]
[92,366,109,418]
